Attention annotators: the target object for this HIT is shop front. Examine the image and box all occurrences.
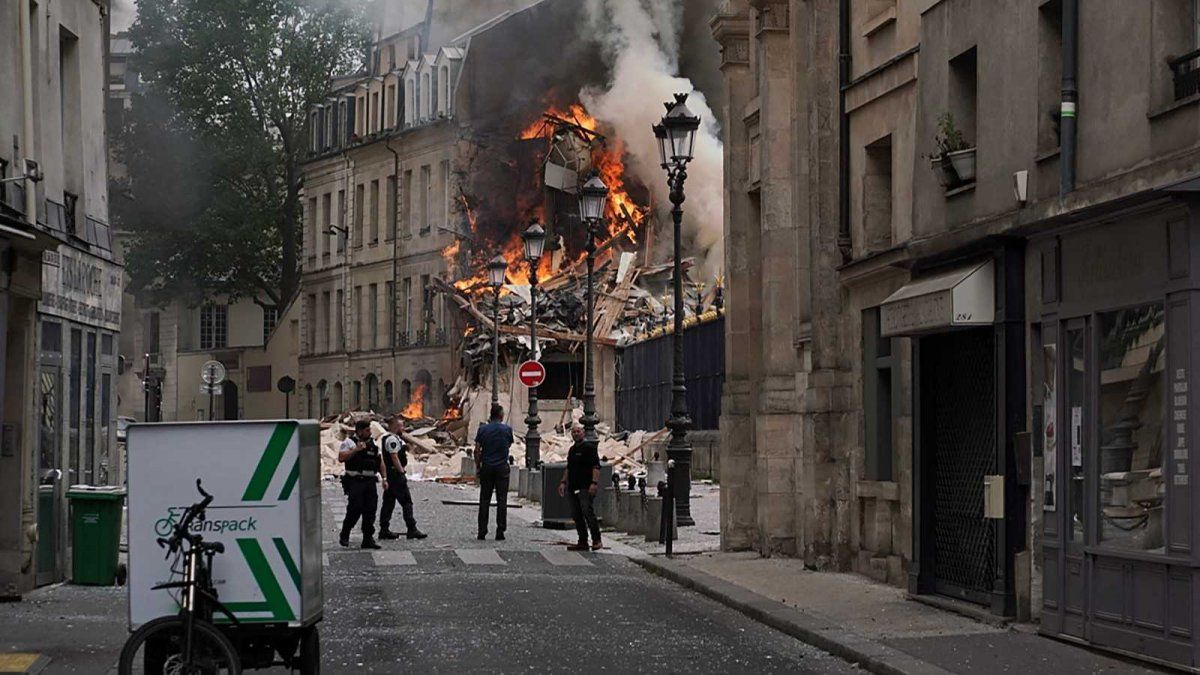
[34,243,121,585]
[1035,197,1200,668]
[881,245,1028,617]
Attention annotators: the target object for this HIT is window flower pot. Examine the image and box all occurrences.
[946,147,976,184]
[930,156,959,188]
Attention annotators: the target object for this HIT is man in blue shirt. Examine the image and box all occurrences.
[474,404,513,540]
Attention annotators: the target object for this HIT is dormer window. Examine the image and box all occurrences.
[421,73,431,120]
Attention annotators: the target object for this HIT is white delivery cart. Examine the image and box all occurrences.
[127,420,323,670]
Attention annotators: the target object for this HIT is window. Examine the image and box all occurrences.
[262,306,279,344]
[863,308,897,481]
[402,277,412,340]
[1037,0,1063,153]
[317,380,328,417]
[440,160,451,228]
[1097,303,1166,551]
[403,170,414,236]
[369,283,379,348]
[200,304,228,350]
[335,289,345,351]
[419,165,431,234]
[42,321,62,353]
[354,184,365,247]
[307,197,318,258]
[306,384,314,418]
[322,193,332,258]
[948,47,978,153]
[420,274,432,331]
[385,175,397,240]
[386,281,395,347]
[305,294,317,354]
[862,136,893,253]
[336,189,346,253]
[387,84,397,127]
[321,291,331,353]
[371,92,379,132]
[85,332,96,483]
[70,328,82,482]
[440,66,451,114]
[421,73,431,118]
[369,179,380,244]
[354,285,364,349]
[1166,0,1200,101]
[353,381,362,408]
[247,366,272,392]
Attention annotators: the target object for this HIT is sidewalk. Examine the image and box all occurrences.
[635,551,1162,675]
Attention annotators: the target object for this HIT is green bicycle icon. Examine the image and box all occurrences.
[154,507,186,537]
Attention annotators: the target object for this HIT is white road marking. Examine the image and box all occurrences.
[541,550,593,566]
[456,548,507,565]
[372,550,417,566]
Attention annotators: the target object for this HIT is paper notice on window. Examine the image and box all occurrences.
[1071,406,1082,467]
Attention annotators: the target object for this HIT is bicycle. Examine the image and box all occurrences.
[119,479,242,674]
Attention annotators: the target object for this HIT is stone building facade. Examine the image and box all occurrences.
[714,0,1200,667]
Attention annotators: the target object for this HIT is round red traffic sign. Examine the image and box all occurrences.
[517,360,546,388]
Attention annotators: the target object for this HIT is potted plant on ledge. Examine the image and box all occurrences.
[930,112,976,188]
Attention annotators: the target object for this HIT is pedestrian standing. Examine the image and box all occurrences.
[379,416,427,540]
[338,419,386,549]
[473,404,513,541]
[559,424,602,551]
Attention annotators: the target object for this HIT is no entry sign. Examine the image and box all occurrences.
[517,360,546,388]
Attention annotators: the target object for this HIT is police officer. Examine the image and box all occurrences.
[379,416,427,540]
[338,419,387,549]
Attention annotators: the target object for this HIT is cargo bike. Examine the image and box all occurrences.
[122,421,324,673]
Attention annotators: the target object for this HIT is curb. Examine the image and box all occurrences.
[633,556,952,675]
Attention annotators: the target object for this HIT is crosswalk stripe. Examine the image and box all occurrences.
[456,548,507,565]
[541,550,593,567]
[372,550,417,566]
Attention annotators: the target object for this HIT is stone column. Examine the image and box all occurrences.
[710,5,757,551]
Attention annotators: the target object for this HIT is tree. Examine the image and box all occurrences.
[119,0,368,307]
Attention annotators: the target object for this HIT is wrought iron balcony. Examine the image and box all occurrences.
[1170,48,1200,101]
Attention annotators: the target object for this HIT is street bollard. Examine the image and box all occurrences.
[518,467,530,498]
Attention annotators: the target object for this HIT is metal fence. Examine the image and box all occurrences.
[615,316,724,432]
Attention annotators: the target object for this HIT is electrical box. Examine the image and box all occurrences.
[983,474,1005,519]
[127,420,322,629]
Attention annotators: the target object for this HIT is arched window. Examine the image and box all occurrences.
[421,73,431,119]
[317,380,329,418]
[384,380,394,412]
[401,379,412,405]
[353,381,362,409]
[405,80,415,125]
[440,66,450,114]
[332,382,343,413]
[365,373,379,411]
[305,384,313,418]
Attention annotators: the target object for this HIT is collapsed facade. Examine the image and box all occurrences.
[714,0,1200,668]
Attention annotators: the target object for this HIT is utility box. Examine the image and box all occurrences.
[127,421,322,629]
[541,461,613,529]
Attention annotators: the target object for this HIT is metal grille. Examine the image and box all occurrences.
[615,317,725,431]
[922,329,996,598]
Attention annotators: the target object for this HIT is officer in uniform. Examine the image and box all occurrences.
[379,416,427,540]
[338,419,387,549]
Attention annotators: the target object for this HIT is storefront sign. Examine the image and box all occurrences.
[39,246,122,331]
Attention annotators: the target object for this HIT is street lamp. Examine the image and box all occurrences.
[578,173,609,445]
[487,254,508,407]
[522,222,546,468]
[654,93,701,527]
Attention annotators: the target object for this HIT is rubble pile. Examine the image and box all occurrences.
[316,387,667,482]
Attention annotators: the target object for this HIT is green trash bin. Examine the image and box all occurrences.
[67,486,126,585]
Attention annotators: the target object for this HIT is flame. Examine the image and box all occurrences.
[440,404,463,422]
[401,383,427,420]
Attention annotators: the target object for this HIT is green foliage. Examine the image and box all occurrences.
[117,0,369,307]
[933,112,970,157]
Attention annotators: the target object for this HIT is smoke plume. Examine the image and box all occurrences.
[581,0,724,278]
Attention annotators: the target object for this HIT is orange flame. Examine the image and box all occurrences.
[440,404,463,422]
[401,383,427,420]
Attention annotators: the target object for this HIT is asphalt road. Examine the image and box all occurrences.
[0,479,857,674]
[319,479,856,674]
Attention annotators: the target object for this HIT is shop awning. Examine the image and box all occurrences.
[880,260,994,337]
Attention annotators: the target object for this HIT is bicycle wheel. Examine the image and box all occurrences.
[119,616,241,675]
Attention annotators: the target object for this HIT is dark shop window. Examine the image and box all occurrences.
[863,308,898,481]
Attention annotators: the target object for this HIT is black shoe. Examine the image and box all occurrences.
[495,532,505,541]
[406,529,428,540]
[339,535,350,548]
[361,539,382,550]
[379,530,400,540]
[477,532,487,540]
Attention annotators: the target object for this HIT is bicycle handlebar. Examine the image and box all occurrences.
[159,480,215,558]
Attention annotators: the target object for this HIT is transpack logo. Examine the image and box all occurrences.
[153,506,259,537]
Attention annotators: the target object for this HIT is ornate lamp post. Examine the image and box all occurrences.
[653,93,701,526]
[578,174,609,444]
[487,254,508,407]
[521,222,546,467]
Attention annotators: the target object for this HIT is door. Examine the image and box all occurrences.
[1059,319,1089,638]
[222,380,239,420]
[35,367,63,586]
[920,328,997,605]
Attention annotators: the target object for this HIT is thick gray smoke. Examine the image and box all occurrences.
[111,0,137,32]
[581,0,724,279]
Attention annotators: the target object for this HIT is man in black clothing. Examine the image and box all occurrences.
[473,403,513,541]
[338,419,387,549]
[559,423,602,551]
[379,416,427,540]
